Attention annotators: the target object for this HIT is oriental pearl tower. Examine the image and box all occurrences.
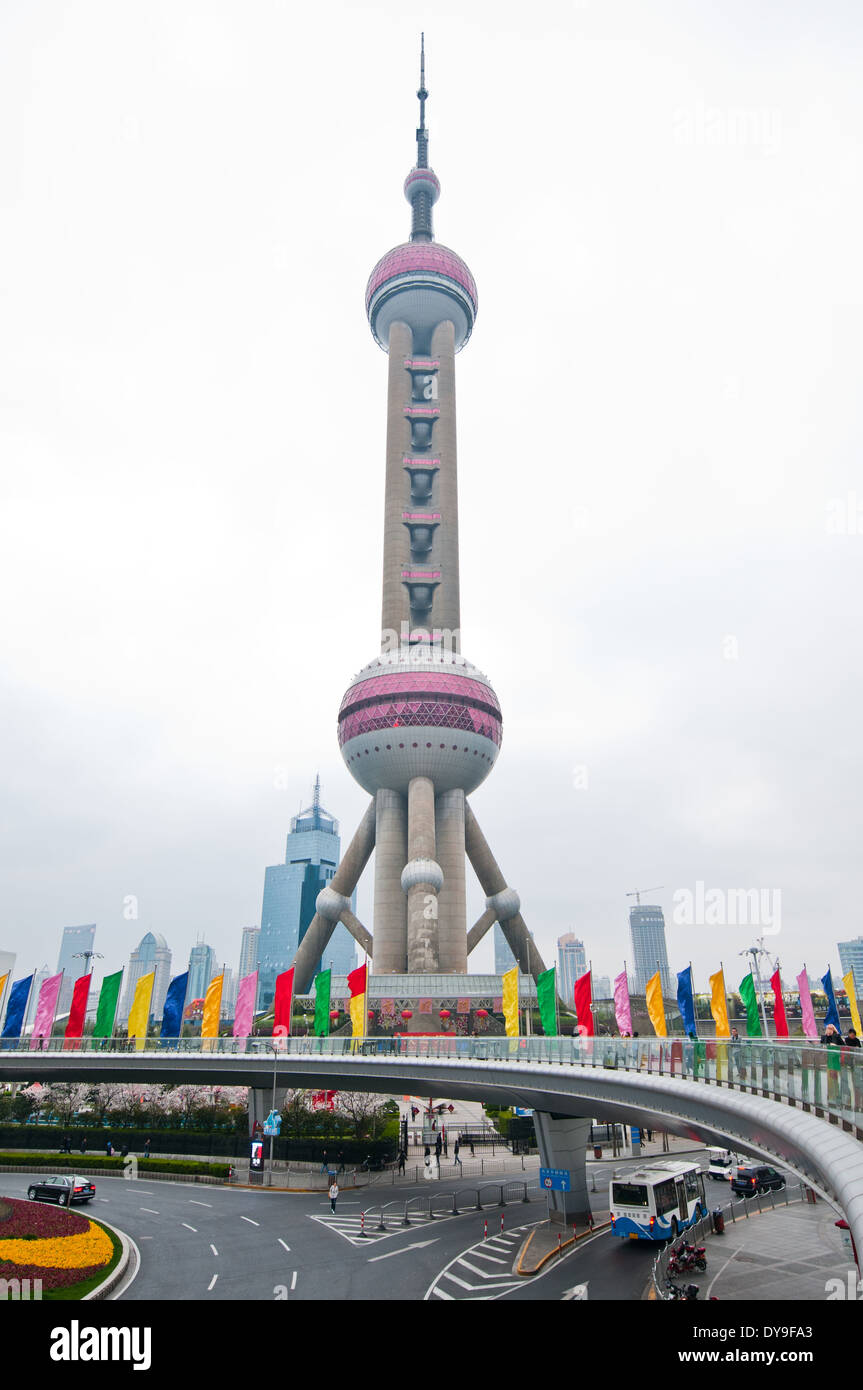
[290,41,546,1004]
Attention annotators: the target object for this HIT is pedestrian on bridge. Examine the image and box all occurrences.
[329,1180,339,1214]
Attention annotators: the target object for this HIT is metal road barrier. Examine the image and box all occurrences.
[364,1180,537,1230]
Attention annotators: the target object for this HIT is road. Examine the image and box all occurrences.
[0,1165,661,1302]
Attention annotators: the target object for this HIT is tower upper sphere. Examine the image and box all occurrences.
[366,38,477,354]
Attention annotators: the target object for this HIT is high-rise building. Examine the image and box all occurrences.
[220,967,237,1021]
[258,780,356,1011]
[25,966,50,1027]
[594,975,612,999]
[187,941,217,1004]
[838,939,863,994]
[119,932,172,1023]
[289,43,547,1000]
[238,925,260,981]
[557,934,588,1003]
[493,924,517,975]
[55,924,97,1016]
[629,905,671,995]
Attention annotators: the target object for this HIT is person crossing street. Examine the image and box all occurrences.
[329,1179,339,1214]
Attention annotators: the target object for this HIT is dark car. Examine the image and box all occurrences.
[26,1174,96,1206]
[730,1165,786,1198]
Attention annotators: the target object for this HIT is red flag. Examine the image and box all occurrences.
[311,1089,336,1111]
[63,974,91,1048]
[274,968,294,1036]
[347,964,367,999]
[770,969,789,1038]
[573,971,594,1037]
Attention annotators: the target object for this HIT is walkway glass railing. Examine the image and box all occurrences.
[7,1034,861,1129]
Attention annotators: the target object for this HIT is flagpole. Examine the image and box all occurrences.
[0,969,9,1034]
[720,960,728,1037]
[554,963,559,1037]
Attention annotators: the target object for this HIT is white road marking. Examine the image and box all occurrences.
[210,1244,219,1257]
[457,1257,511,1280]
[189,1200,212,1207]
[139,1236,153,1240]
[368,1239,439,1263]
[278,1239,291,1253]
[443,1271,475,1290]
[240,1216,260,1226]
[208,1274,218,1291]
[291,1271,297,1291]
[182,1223,197,1232]
[139,1208,159,1214]
[98,1198,110,1203]
[470,1249,507,1264]
[432,1287,454,1299]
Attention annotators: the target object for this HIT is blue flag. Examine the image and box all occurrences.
[1,974,34,1039]
[821,968,843,1034]
[677,967,697,1037]
[160,972,189,1039]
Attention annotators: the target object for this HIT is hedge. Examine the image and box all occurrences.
[0,1126,395,1163]
[0,1152,230,1178]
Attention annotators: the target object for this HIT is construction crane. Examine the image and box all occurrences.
[626,886,664,905]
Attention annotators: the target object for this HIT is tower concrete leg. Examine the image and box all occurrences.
[435,789,467,972]
[466,906,497,956]
[463,802,547,979]
[290,799,377,992]
[404,776,442,973]
[532,1112,593,1226]
[373,789,408,973]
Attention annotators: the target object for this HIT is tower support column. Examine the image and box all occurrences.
[404,777,442,972]
[435,789,467,971]
[290,800,377,993]
[532,1113,593,1226]
[464,802,546,979]
[372,790,408,974]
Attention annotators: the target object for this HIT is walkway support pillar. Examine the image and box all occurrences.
[532,1112,593,1226]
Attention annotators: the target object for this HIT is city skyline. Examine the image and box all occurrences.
[1,8,861,995]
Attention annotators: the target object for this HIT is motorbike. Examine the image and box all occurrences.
[665,1279,700,1301]
[668,1240,707,1274]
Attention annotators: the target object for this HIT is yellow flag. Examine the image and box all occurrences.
[645,971,667,1037]
[0,972,9,1010]
[843,971,863,1039]
[202,974,224,1041]
[502,966,519,1038]
[127,972,155,1051]
[709,969,730,1038]
[350,992,366,1039]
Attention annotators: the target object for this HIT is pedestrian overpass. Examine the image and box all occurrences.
[3,1035,862,1252]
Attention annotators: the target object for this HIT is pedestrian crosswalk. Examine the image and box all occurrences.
[424,1224,539,1300]
[309,1210,463,1247]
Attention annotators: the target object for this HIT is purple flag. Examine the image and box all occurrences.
[614,970,633,1036]
[233,970,258,1040]
[797,969,818,1040]
[29,972,63,1050]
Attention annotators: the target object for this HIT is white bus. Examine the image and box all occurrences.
[610,1160,707,1241]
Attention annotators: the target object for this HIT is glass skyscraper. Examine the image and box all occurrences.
[557,933,587,1003]
[187,941,217,1003]
[119,931,172,1023]
[55,924,97,1016]
[258,780,356,1011]
[838,938,863,994]
[238,925,260,981]
[629,905,671,994]
[493,923,518,975]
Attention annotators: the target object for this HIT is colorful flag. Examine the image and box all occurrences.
[573,970,594,1037]
[843,970,862,1041]
[537,967,557,1036]
[127,971,155,1051]
[676,967,696,1036]
[797,970,818,1040]
[202,974,224,1040]
[29,972,63,1050]
[739,973,762,1036]
[821,968,843,1035]
[771,969,789,1038]
[93,970,123,1041]
[1,975,34,1040]
[233,970,258,1041]
[160,972,189,1039]
[311,1090,336,1111]
[709,969,730,1038]
[348,963,367,1039]
[502,965,519,1038]
[614,970,633,1036]
[314,969,332,1037]
[645,971,667,1037]
[274,968,294,1036]
[63,974,91,1046]
[0,972,10,1027]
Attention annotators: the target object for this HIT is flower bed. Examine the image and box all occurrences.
[0,1197,120,1299]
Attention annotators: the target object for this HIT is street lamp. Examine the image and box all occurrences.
[739,939,772,1037]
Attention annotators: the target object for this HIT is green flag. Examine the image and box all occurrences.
[94,970,123,1040]
[537,967,557,1036]
[314,970,332,1037]
[739,973,762,1036]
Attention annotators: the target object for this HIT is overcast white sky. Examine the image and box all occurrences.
[1,1,862,1000]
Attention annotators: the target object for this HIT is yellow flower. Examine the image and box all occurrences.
[0,1220,113,1270]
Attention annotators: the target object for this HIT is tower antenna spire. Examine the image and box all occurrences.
[416,32,429,169]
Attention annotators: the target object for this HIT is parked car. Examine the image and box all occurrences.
[730,1165,786,1198]
[27,1174,96,1206]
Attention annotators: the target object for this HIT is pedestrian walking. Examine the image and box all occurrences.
[398,1149,406,1175]
[453,1139,462,1167]
[106,1139,113,1157]
[469,1139,475,1158]
[80,1136,87,1155]
[435,1133,442,1160]
[143,1138,151,1159]
[320,1149,329,1174]
[329,1179,339,1214]
[337,1151,345,1174]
